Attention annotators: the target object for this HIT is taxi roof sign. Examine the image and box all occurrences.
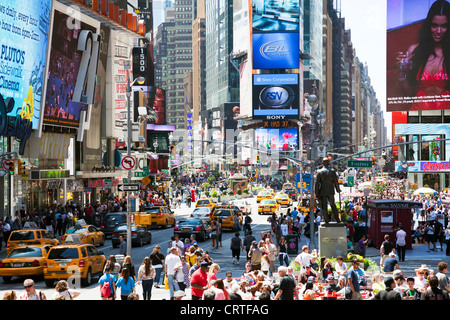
[64,234,83,244]
[23,222,39,229]
[74,219,87,228]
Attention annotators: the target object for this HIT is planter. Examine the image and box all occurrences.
[211,197,219,203]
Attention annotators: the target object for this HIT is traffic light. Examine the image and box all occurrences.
[5,160,14,175]
[256,152,260,164]
[169,144,176,160]
[17,160,25,175]
[372,156,376,167]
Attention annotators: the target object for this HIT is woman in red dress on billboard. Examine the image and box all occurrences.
[397,0,450,110]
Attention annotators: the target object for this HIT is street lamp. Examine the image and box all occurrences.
[125,74,145,258]
[308,89,319,250]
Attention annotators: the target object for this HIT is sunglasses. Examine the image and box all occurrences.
[24,284,33,289]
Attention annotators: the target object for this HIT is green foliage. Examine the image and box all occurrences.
[205,191,210,197]
[211,190,218,197]
[207,176,216,184]
[373,183,387,197]
[236,189,242,195]
[202,182,210,191]
[243,188,249,194]
[290,253,378,272]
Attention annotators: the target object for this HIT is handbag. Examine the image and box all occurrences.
[164,276,169,290]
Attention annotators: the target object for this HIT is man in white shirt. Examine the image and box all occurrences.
[395,225,407,262]
[165,247,181,300]
[172,235,184,255]
[294,245,312,270]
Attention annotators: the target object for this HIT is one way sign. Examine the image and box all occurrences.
[118,184,140,192]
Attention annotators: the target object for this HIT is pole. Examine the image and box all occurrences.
[126,73,132,258]
[308,101,319,250]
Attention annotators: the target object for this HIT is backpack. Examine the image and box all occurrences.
[101,274,113,297]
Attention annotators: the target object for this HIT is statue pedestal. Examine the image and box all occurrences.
[318,222,347,258]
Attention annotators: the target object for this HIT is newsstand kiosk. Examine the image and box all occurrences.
[367,200,422,250]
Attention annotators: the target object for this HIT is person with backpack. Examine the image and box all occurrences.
[99,262,116,300]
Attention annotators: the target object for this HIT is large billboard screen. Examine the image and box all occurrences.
[253,73,299,119]
[252,32,299,69]
[0,0,51,130]
[387,0,450,112]
[254,128,298,152]
[252,0,300,33]
[43,10,97,127]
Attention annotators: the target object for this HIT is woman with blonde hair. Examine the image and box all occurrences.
[122,255,136,282]
[207,263,220,285]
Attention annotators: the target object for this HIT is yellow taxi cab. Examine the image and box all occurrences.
[256,190,273,203]
[0,245,53,283]
[282,182,293,190]
[141,205,176,228]
[210,207,243,229]
[43,234,106,287]
[274,193,293,207]
[61,219,105,246]
[258,199,280,214]
[195,198,215,209]
[6,222,59,255]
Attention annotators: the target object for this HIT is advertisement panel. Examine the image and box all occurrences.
[395,161,450,172]
[386,0,450,112]
[254,128,298,152]
[0,0,51,130]
[252,0,300,33]
[253,73,299,119]
[252,32,299,69]
[43,10,97,127]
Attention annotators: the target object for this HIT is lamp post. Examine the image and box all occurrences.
[126,74,145,258]
[308,89,319,250]
[168,132,173,203]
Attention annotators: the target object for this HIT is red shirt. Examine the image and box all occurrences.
[191,269,208,298]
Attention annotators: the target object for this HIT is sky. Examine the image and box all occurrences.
[340,0,391,141]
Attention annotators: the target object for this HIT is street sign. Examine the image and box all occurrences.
[141,175,151,186]
[118,184,140,192]
[347,160,372,168]
[347,176,354,187]
[121,156,136,170]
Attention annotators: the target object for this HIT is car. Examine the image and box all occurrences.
[140,206,176,228]
[284,188,298,200]
[230,199,252,214]
[210,208,243,230]
[101,212,127,238]
[174,217,212,242]
[43,235,106,287]
[0,245,53,283]
[195,198,215,209]
[190,207,212,219]
[274,193,293,207]
[258,199,280,214]
[6,223,59,255]
[111,224,152,248]
[62,220,105,246]
[256,190,273,203]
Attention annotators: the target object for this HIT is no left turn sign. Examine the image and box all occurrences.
[121,156,136,170]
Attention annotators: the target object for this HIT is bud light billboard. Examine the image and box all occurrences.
[253,73,299,120]
[252,32,299,69]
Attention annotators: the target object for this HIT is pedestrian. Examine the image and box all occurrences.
[403,277,421,300]
[2,291,17,300]
[262,237,277,275]
[137,257,155,300]
[334,255,348,278]
[52,280,80,300]
[19,279,47,300]
[274,266,296,300]
[436,261,450,292]
[207,263,220,285]
[116,267,136,300]
[347,258,363,300]
[395,225,407,262]
[243,230,256,261]
[190,261,210,300]
[217,218,223,248]
[382,252,400,274]
[445,226,450,256]
[164,247,181,299]
[230,232,243,264]
[425,221,436,252]
[379,234,395,270]
[278,236,289,266]
[174,256,191,291]
[149,245,165,288]
[248,240,263,271]
[294,245,312,271]
[210,217,218,249]
[243,212,252,235]
[172,235,184,255]
[122,255,137,282]
[118,235,127,256]
[434,216,444,251]
[104,255,121,280]
[99,262,116,300]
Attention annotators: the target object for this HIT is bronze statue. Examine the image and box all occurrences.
[314,157,341,224]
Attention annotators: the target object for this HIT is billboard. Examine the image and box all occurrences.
[0,0,51,130]
[252,32,299,69]
[253,73,299,119]
[254,128,298,152]
[43,10,97,127]
[387,0,450,112]
[252,0,300,33]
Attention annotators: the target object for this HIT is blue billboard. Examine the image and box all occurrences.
[296,173,311,193]
[0,0,52,130]
[253,73,299,119]
[252,32,299,69]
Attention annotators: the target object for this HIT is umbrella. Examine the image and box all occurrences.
[413,187,437,195]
